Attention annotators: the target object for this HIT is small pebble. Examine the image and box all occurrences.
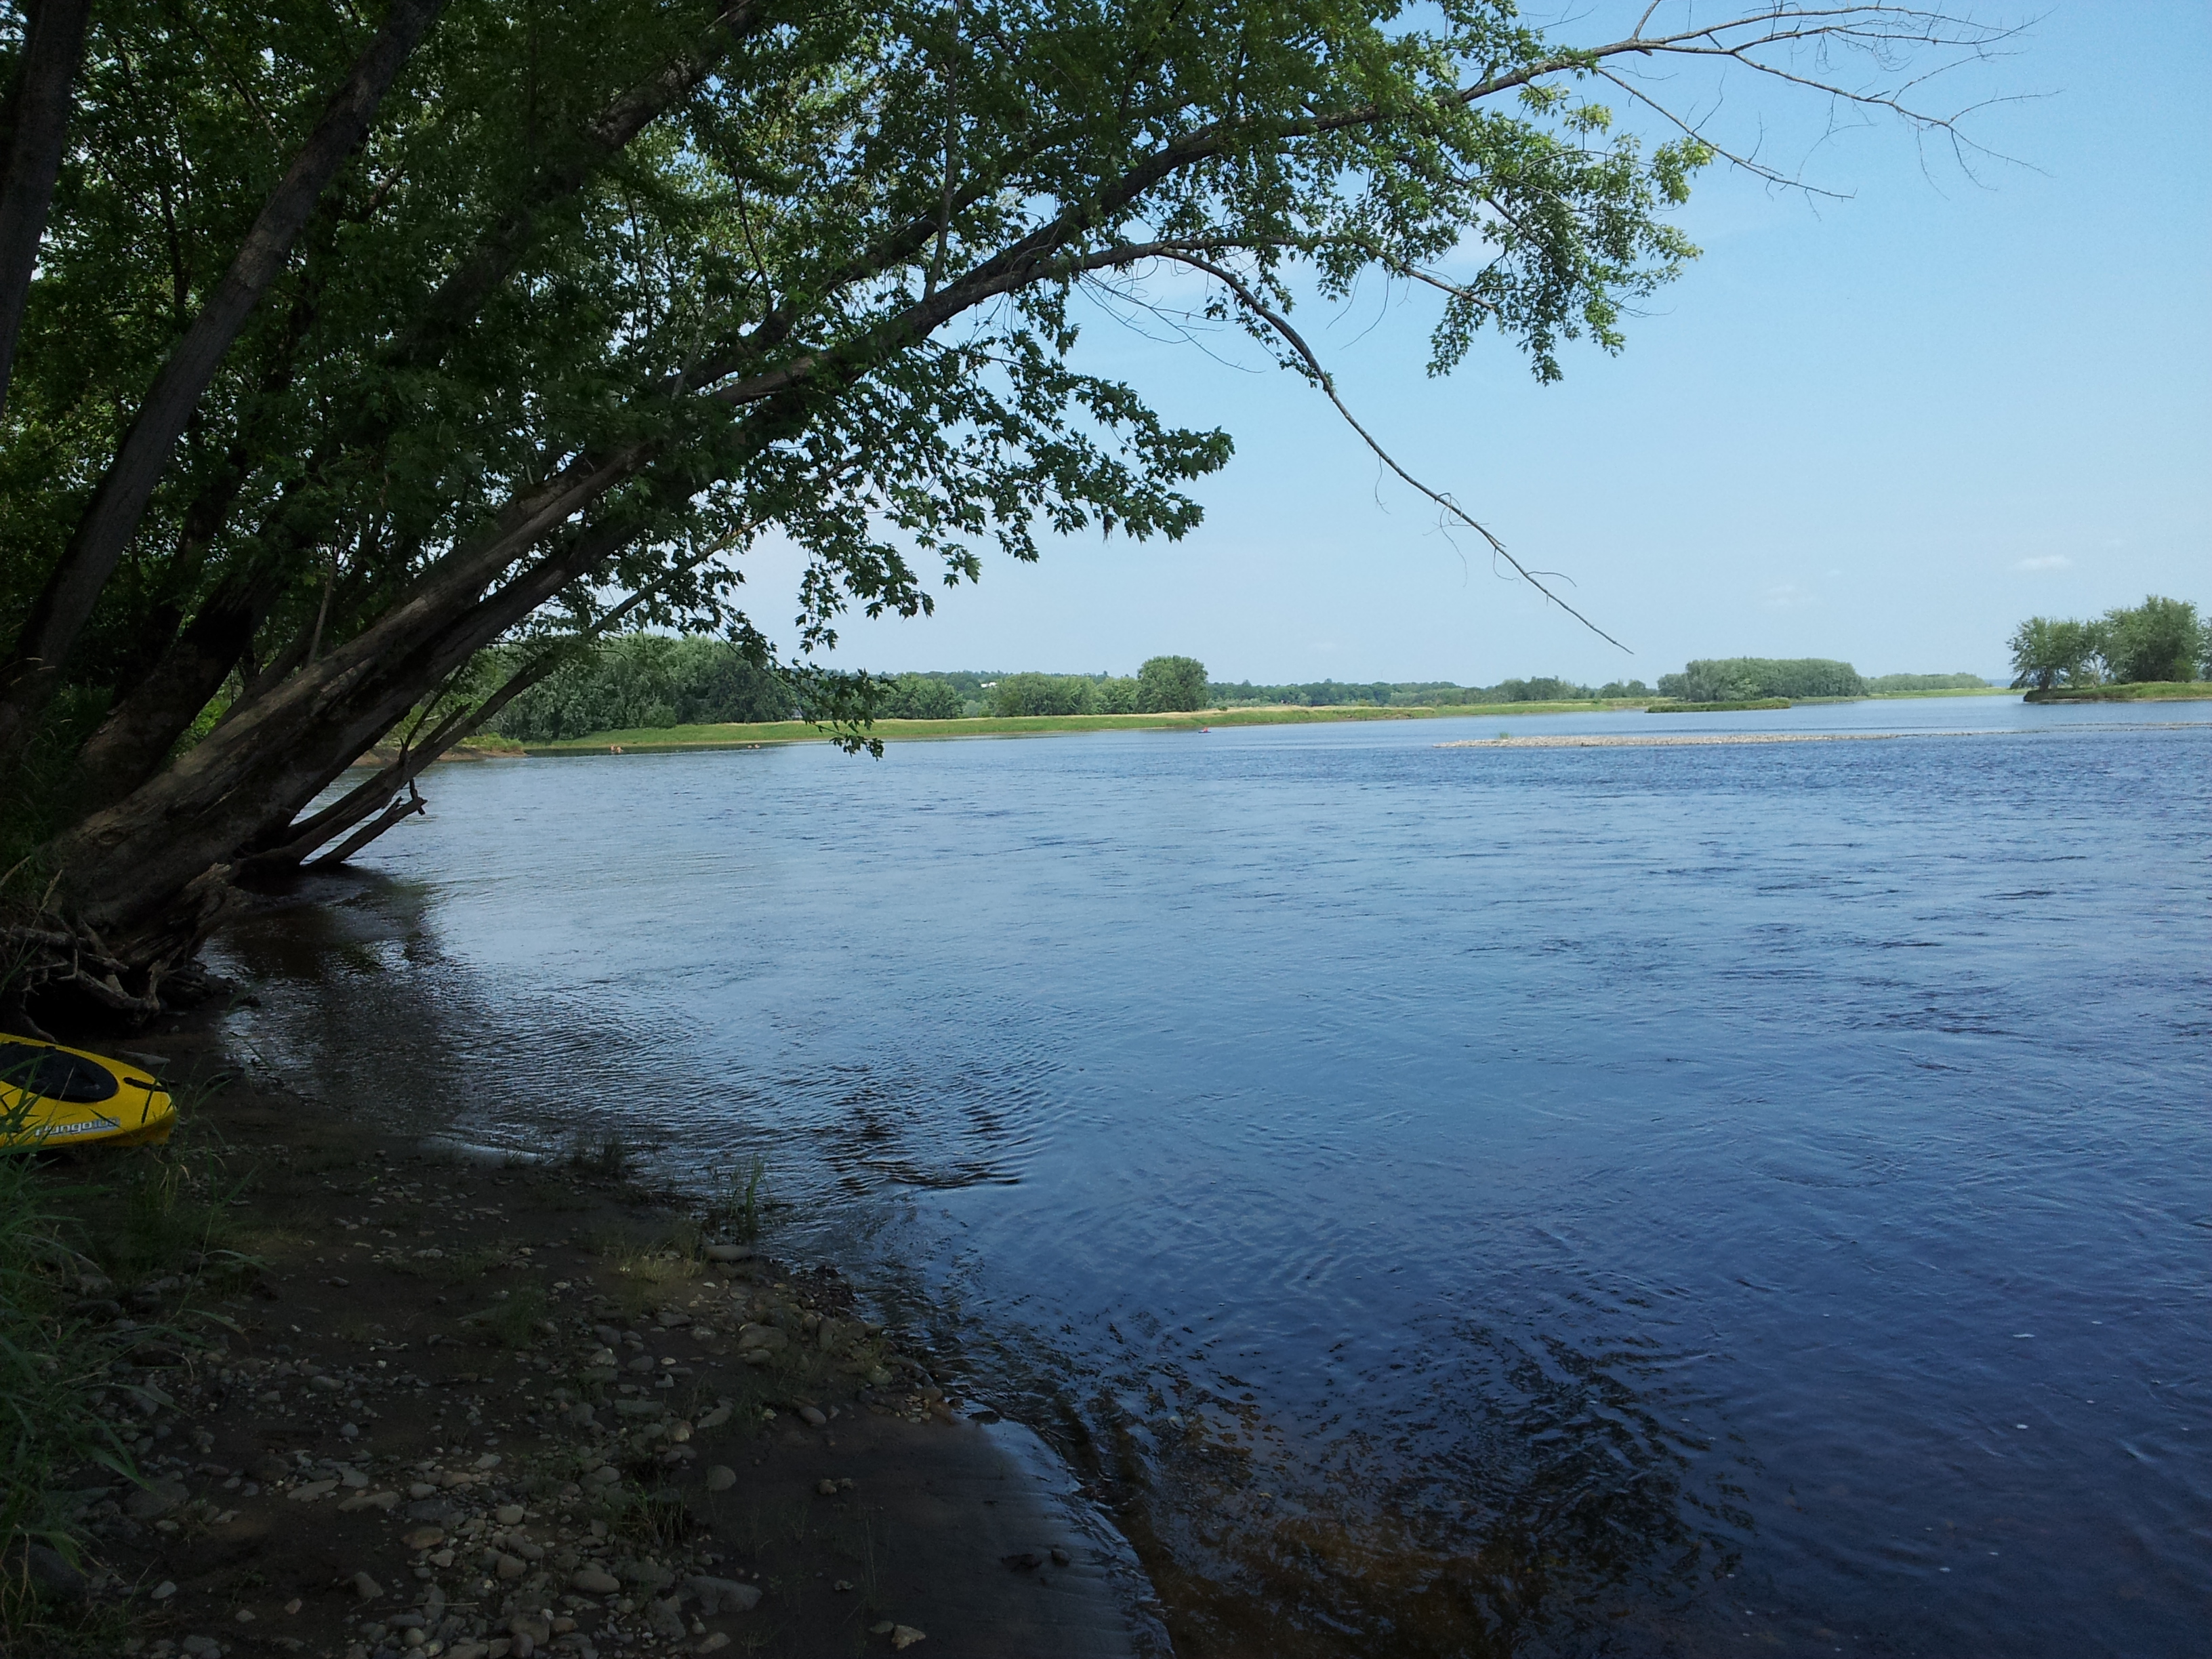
[353,1571,384,1601]
[798,1406,827,1428]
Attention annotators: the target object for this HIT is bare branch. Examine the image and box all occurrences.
[1138,249,1631,652]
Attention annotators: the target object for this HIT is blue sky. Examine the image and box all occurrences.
[759,2,2210,686]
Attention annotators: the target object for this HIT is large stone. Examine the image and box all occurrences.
[616,1558,674,1592]
[687,1575,761,1616]
[703,1465,736,1492]
[123,1478,188,1519]
[21,1543,87,1601]
[735,1325,787,1353]
[571,1565,621,1596]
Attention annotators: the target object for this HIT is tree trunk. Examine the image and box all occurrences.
[0,0,91,421]
[261,567,682,868]
[48,461,675,953]
[0,0,447,769]
[65,562,281,815]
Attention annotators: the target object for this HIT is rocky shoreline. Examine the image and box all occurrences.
[18,1018,1143,1659]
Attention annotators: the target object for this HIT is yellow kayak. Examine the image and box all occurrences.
[0,1038,176,1149]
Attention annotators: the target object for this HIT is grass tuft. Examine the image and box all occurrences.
[1,1106,138,1649]
[565,1133,635,1181]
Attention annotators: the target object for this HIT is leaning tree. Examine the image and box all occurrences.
[0,0,2005,1019]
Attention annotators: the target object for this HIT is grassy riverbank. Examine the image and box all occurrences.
[518,699,1652,754]
[2023,680,2212,703]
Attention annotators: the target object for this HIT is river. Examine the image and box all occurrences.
[213,696,2212,1657]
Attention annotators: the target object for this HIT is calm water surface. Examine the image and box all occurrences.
[215,699,2212,1656]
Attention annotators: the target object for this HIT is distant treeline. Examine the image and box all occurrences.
[1864,672,1988,693]
[1658,657,1860,701]
[488,636,794,741]
[1200,675,1653,705]
[483,637,1998,741]
[485,647,1214,736]
[1647,660,1989,701]
[2009,596,2209,691]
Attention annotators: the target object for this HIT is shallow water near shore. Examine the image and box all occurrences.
[215,696,2212,1656]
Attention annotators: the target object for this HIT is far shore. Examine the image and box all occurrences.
[504,687,2024,758]
[1439,720,2209,751]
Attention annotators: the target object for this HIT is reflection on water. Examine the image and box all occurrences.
[212,701,2212,1656]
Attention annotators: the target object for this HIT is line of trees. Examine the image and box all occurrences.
[1864,672,1988,693]
[486,636,792,742]
[963,655,1208,718]
[1656,657,1865,701]
[1202,675,1652,706]
[2008,596,2209,691]
[481,648,1214,733]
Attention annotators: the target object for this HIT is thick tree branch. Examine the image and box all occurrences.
[0,0,91,419]
[0,0,449,766]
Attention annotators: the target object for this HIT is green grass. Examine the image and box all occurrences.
[2022,680,2212,703]
[1645,698,1792,713]
[1866,685,2015,699]
[520,699,1659,753]
[2,1113,138,1646]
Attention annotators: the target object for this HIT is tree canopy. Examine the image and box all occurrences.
[2009,596,2209,691]
[1658,657,1864,701]
[1136,654,1208,713]
[0,0,2011,1011]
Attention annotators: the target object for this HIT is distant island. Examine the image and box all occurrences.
[2009,595,2212,701]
